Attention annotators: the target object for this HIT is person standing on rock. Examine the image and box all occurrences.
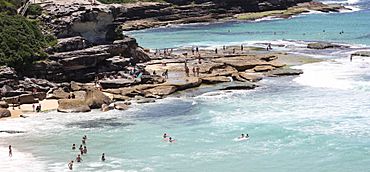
[196,66,200,77]
[215,48,218,54]
[192,67,196,77]
[241,44,244,51]
[185,66,190,77]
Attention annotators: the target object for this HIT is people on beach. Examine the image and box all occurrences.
[101,153,106,161]
[153,70,156,75]
[68,160,73,170]
[184,62,190,77]
[76,154,82,163]
[83,146,87,154]
[196,66,200,77]
[350,54,353,62]
[232,48,236,54]
[266,43,272,51]
[223,45,226,51]
[215,48,218,54]
[196,46,199,53]
[241,44,244,51]
[192,67,196,76]
[72,144,76,150]
[32,104,35,112]
[9,145,12,157]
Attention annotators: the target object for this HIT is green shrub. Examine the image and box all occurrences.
[26,4,42,16]
[0,13,56,72]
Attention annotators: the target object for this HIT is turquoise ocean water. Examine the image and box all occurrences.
[1,0,370,171]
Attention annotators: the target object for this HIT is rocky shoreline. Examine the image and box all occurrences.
[0,0,348,118]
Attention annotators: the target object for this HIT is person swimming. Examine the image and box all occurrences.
[83,135,87,140]
[72,144,76,150]
[239,134,245,139]
[169,137,175,143]
[163,133,168,139]
[68,160,73,170]
[82,138,86,145]
[76,154,82,163]
[83,146,87,154]
[80,149,84,155]
[101,153,106,161]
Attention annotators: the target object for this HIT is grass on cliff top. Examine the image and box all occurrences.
[0,13,56,72]
[98,0,165,4]
[236,6,310,20]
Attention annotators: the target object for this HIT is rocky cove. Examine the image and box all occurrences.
[0,0,353,117]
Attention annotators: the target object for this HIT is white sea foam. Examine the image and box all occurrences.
[0,146,46,172]
[294,56,370,90]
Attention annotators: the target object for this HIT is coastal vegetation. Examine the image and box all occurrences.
[0,0,56,72]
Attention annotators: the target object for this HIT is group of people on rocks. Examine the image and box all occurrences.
[67,135,106,170]
[154,48,173,56]
[184,60,200,77]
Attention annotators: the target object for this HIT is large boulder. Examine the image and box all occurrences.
[70,81,95,91]
[219,82,257,90]
[49,88,70,99]
[57,99,91,113]
[0,101,9,108]
[99,79,137,89]
[351,51,370,57]
[307,42,348,49]
[114,102,129,110]
[267,68,303,76]
[253,65,275,72]
[201,76,232,84]
[0,66,17,80]
[51,36,91,53]
[136,98,156,104]
[144,85,177,97]
[238,72,263,82]
[0,108,11,118]
[172,77,202,91]
[3,94,38,104]
[85,89,111,109]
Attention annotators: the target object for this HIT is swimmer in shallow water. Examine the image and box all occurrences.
[83,146,87,154]
[76,154,82,163]
[101,153,106,161]
[68,160,73,170]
